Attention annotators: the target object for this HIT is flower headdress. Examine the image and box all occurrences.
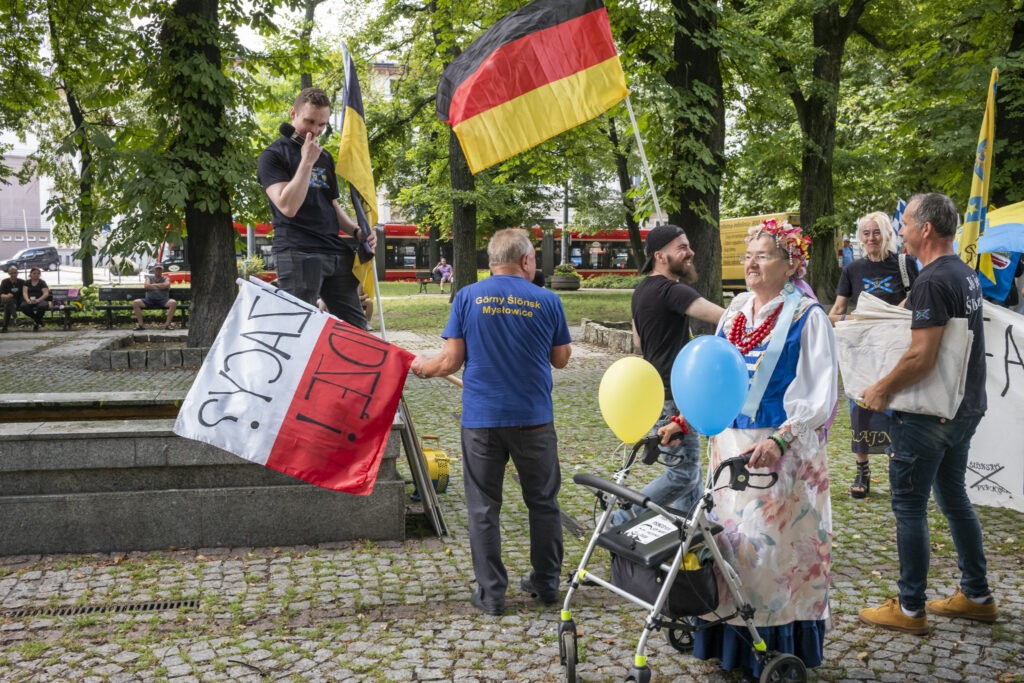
[745,219,811,266]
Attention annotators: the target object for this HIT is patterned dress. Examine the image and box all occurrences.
[694,290,837,675]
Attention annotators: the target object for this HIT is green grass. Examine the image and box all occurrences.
[373,282,633,335]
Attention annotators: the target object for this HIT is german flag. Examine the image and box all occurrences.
[437,0,628,174]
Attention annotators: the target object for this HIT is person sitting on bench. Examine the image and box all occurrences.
[133,265,177,330]
[433,258,454,293]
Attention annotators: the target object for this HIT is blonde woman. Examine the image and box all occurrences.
[829,212,918,498]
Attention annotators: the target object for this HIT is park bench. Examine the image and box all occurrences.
[416,271,435,294]
[48,288,83,330]
[97,286,191,329]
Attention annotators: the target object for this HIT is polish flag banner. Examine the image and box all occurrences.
[174,278,414,495]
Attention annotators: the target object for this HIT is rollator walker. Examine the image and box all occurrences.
[558,435,808,683]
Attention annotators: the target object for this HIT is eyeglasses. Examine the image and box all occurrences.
[743,252,784,264]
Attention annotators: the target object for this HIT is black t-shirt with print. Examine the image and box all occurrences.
[906,255,986,418]
[0,277,25,303]
[836,254,918,307]
[257,136,346,254]
[631,274,701,399]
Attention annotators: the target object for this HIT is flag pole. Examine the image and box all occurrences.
[624,96,663,225]
[370,239,387,341]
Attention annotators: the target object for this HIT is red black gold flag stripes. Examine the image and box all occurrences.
[437,0,628,174]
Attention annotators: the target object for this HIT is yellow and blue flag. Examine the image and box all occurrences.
[978,200,1024,301]
[336,44,378,297]
[956,67,998,283]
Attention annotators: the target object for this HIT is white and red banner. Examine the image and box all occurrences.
[174,278,414,495]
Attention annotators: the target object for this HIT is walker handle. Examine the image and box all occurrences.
[573,473,649,510]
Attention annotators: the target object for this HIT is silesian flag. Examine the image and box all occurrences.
[956,67,999,283]
[173,278,413,495]
[337,45,378,296]
[437,0,628,174]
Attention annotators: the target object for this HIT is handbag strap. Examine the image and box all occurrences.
[898,253,911,290]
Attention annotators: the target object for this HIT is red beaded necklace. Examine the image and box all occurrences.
[728,305,782,354]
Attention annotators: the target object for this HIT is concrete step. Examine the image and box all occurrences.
[0,418,406,555]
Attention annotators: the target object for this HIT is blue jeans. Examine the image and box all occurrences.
[889,411,989,612]
[612,398,703,525]
[275,249,367,330]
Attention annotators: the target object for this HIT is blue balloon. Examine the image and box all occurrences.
[671,335,749,435]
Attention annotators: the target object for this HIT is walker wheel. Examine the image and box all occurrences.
[760,653,806,683]
[560,629,578,683]
[624,665,651,683]
[667,626,694,652]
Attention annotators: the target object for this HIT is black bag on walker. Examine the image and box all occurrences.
[599,510,719,617]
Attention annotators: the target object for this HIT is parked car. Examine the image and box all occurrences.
[0,246,60,272]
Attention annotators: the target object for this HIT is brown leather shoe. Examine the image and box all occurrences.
[926,587,998,623]
[859,598,929,635]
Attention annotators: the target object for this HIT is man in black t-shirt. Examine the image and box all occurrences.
[613,225,724,523]
[859,193,996,635]
[1,266,25,332]
[258,87,376,329]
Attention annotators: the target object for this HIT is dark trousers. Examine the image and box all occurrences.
[461,423,563,609]
[2,298,17,327]
[20,301,48,324]
[275,249,367,330]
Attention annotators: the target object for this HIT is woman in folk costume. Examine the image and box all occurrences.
[663,219,838,678]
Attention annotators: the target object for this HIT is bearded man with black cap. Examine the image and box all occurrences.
[612,224,725,524]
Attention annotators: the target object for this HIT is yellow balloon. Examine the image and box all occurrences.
[598,357,664,443]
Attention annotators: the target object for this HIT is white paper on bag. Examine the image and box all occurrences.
[835,292,972,419]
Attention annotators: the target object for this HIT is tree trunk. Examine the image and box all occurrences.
[299,0,324,91]
[785,0,869,303]
[665,0,725,334]
[63,90,96,288]
[46,15,95,287]
[166,0,237,347]
[796,7,844,303]
[992,10,1024,207]
[428,224,441,267]
[449,131,477,290]
[607,118,643,268]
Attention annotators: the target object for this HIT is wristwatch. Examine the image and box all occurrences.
[775,429,795,446]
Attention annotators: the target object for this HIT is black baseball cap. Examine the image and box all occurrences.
[640,224,686,274]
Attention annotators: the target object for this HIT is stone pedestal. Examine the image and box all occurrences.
[0,419,406,555]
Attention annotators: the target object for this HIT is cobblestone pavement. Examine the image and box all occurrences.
[1,327,1022,682]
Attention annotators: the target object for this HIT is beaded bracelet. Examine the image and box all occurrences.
[768,434,788,454]
[669,415,690,435]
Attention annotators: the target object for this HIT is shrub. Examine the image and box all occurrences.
[582,274,643,289]
[238,255,265,280]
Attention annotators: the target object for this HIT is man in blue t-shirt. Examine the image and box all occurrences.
[411,228,572,616]
[257,87,376,329]
[859,192,996,635]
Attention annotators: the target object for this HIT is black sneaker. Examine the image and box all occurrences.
[470,588,504,616]
[520,575,559,606]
